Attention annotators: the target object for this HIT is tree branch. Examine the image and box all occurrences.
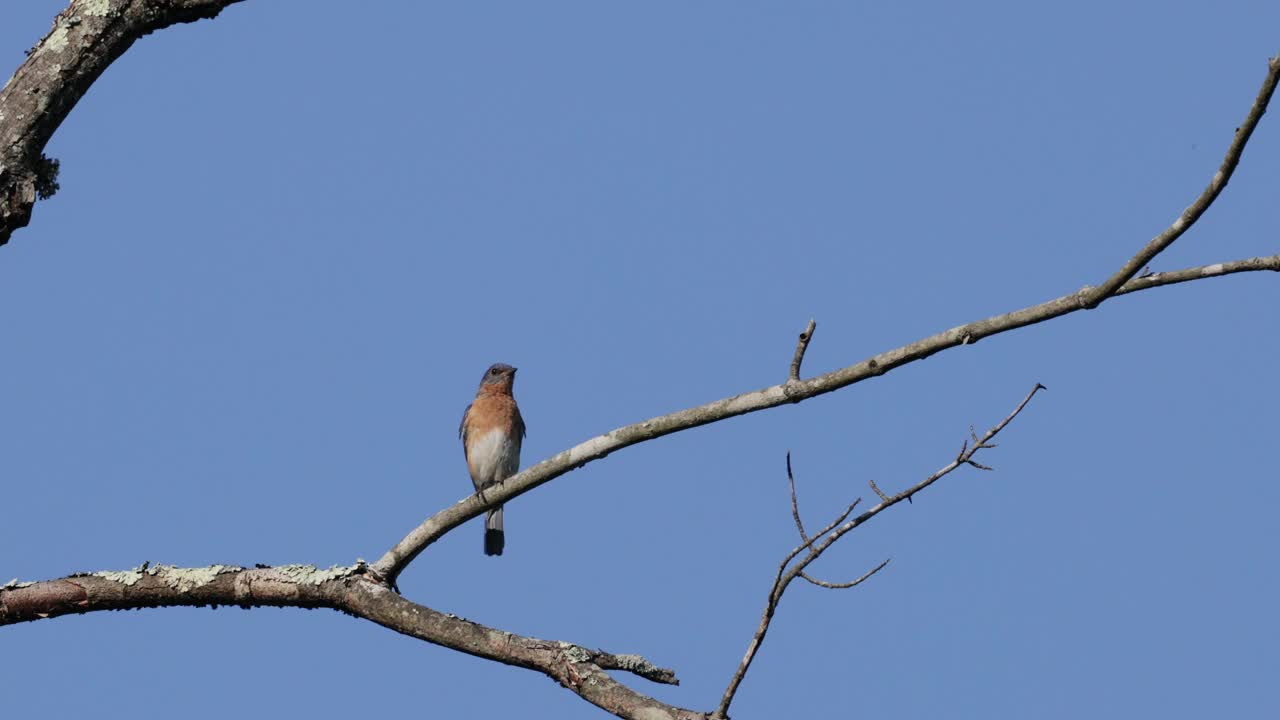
[0,563,701,720]
[713,383,1046,719]
[0,0,247,246]
[374,248,1280,587]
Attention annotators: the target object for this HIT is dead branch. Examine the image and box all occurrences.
[712,383,1045,719]
[0,563,700,720]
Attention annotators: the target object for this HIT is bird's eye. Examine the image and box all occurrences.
[490,368,500,375]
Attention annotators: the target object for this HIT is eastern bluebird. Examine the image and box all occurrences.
[459,363,525,556]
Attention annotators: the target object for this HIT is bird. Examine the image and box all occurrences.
[459,363,525,556]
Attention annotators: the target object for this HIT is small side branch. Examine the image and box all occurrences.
[789,319,818,382]
[593,651,681,686]
[869,478,891,502]
[786,451,810,542]
[713,383,1045,719]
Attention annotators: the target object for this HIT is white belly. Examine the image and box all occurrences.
[467,429,519,488]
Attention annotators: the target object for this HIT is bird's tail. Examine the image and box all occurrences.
[485,506,504,556]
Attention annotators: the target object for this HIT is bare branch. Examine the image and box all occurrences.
[0,0,247,246]
[375,246,1280,586]
[0,563,701,720]
[788,318,818,382]
[1081,53,1280,307]
[713,383,1045,719]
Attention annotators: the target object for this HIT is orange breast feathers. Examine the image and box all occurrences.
[466,392,522,438]
[463,392,525,488]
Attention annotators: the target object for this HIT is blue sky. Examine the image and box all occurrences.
[3,2,1278,717]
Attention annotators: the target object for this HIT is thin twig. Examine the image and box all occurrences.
[869,478,891,502]
[789,319,818,382]
[799,558,891,590]
[786,452,810,543]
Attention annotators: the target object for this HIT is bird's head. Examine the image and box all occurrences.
[478,363,517,392]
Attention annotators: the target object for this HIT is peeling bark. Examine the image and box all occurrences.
[0,563,702,720]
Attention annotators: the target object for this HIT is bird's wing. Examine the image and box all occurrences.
[459,402,472,447]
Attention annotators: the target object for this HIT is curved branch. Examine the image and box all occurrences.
[0,0,247,246]
[0,563,701,720]
[798,559,890,590]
